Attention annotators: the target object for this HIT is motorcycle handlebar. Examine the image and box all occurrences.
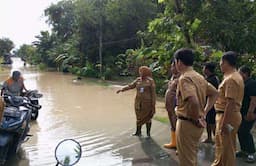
[24,90,43,98]
[26,102,41,109]
[4,94,41,109]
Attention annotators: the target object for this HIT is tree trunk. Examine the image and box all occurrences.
[174,0,191,44]
[174,0,182,14]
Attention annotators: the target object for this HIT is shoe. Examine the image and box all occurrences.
[163,131,176,149]
[236,151,247,158]
[132,132,141,136]
[146,122,151,137]
[132,125,142,136]
[246,154,256,163]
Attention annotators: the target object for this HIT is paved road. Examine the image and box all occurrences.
[115,114,256,166]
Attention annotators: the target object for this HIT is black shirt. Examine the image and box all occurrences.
[206,74,219,113]
[206,74,219,89]
[241,78,256,115]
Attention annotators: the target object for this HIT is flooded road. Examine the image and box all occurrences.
[0,58,174,166]
[1,58,255,166]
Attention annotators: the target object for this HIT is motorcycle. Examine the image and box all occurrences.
[0,95,33,165]
[55,139,82,166]
[23,90,42,120]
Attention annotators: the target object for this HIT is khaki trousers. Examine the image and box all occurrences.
[211,112,241,166]
[176,119,204,166]
[0,97,4,123]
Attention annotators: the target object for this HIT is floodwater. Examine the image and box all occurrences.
[0,58,173,166]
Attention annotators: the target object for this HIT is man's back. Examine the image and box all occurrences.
[2,77,24,96]
[176,68,208,118]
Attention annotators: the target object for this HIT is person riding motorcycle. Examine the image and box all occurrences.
[1,71,28,96]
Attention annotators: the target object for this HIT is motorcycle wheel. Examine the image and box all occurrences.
[31,109,39,120]
[8,140,19,156]
[0,143,10,164]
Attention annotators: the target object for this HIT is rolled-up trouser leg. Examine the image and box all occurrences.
[167,111,177,131]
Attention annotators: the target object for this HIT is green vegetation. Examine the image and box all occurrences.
[16,44,37,64]
[0,38,14,57]
[17,0,158,74]
[154,116,169,124]
[15,0,256,95]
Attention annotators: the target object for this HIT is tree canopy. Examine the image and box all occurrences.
[15,0,256,93]
[0,38,14,56]
[21,0,158,78]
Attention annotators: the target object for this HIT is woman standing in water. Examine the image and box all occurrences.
[117,66,156,137]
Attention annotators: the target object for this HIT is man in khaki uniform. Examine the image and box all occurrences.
[164,62,180,149]
[0,97,4,123]
[174,48,218,166]
[212,51,244,166]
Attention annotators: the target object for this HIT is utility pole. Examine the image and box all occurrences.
[99,0,103,79]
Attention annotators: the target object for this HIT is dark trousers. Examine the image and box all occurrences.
[238,118,256,154]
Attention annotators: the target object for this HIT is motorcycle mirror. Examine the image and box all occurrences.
[55,139,82,166]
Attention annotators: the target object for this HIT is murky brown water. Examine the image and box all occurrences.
[0,58,170,166]
[0,58,134,165]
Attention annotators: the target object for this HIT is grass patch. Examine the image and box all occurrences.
[154,116,169,124]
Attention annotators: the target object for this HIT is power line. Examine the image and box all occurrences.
[85,36,138,49]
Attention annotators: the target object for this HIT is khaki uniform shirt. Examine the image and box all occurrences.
[167,75,179,96]
[176,67,216,118]
[215,71,244,112]
[0,97,4,123]
[165,75,179,110]
[127,77,156,107]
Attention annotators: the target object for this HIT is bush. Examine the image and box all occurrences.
[69,66,80,75]
[38,63,47,70]
[80,66,98,78]
[103,67,115,80]
[154,77,167,97]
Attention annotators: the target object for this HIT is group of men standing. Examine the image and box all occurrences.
[164,48,256,166]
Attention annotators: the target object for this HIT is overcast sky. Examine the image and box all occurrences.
[0,0,60,49]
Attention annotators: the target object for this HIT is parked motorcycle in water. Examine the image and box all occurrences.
[3,90,42,121]
[55,139,82,166]
[0,95,33,165]
[23,90,42,120]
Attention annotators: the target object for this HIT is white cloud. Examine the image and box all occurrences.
[0,0,60,48]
